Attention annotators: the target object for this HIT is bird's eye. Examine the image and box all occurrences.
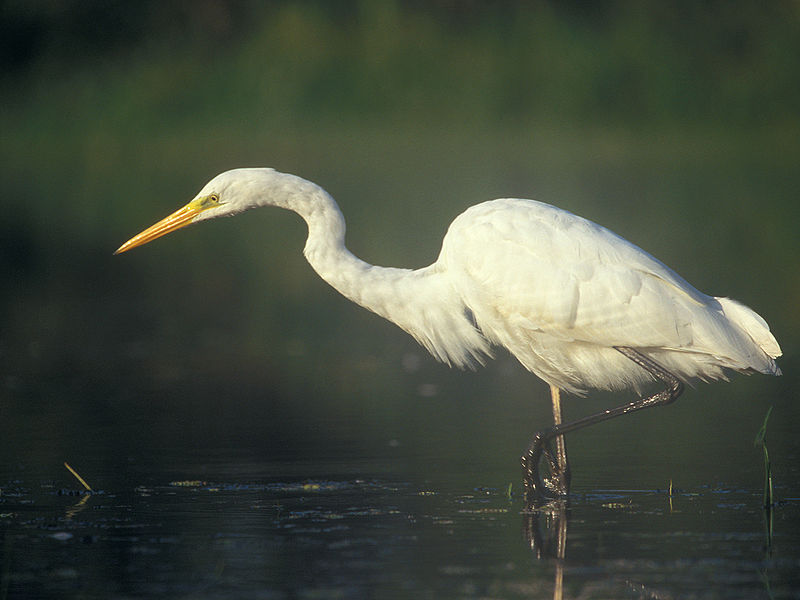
[198,193,221,208]
[194,193,222,211]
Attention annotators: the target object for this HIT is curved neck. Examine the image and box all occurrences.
[269,173,490,368]
[299,184,415,317]
[280,176,375,300]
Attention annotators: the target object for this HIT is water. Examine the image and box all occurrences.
[3,401,799,599]
[4,472,798,598]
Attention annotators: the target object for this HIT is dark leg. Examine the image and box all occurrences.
[522,347,684,505]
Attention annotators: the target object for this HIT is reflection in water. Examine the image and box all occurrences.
[522,501,568,561]
[523,501,568,600]
[763,503,774,556]
[2,466,798,598]
[62,461,95,520]
[520,489,787,600]
[64,492,92,521]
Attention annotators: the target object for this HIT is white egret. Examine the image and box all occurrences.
[116,168,782,502]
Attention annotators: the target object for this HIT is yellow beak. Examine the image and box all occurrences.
[115,195,220,255]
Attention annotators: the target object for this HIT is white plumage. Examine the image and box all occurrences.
[117,168,781,392]
[116,167,782,498]
[439,198,780,394]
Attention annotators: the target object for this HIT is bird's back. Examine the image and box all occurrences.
[438,198,781,394]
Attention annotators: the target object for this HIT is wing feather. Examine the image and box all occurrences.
[438,198,778,392]
[442,198,709,349]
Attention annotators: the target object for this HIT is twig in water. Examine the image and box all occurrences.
[64,462,93,492]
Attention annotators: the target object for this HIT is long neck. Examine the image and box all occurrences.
[274,175,383,306]
[299,184,426,323]
[271,173,490,368]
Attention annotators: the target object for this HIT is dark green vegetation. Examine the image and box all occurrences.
[5,1,800,126]
[755,406,774,510]
[1,2,798,597]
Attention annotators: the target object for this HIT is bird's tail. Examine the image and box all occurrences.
[716,296,782,375]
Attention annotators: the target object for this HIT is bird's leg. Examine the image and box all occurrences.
[520,386,571,500]
[540,385,571,495]
[550,385,570,482]
[522,347,684,505]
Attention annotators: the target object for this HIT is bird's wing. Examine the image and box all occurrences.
[442,198,713,350]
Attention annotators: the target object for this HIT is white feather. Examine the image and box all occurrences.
[124,169,782,397]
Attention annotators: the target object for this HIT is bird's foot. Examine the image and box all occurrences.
[522,432,571,507]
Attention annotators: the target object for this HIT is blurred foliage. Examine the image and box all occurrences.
[2,0,798,369]
[2,0,799,127]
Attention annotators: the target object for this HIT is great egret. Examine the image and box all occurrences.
[116,168,782,502]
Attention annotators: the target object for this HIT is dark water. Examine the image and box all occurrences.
[3,468,799,599]
[2,378,799,599]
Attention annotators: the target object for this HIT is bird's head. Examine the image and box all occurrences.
[115,168,280,254]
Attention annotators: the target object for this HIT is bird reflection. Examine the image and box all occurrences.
[523,500,568,599]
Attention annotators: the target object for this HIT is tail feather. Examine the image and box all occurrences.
[716,297,782,375]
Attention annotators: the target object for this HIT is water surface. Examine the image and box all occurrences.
[2,387,798,599]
